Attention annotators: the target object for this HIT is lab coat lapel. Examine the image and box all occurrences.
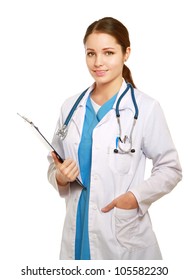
[71,85,94,137]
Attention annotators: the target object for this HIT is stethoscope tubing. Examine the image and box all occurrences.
[57,83,139,154]
[115,83,138,119]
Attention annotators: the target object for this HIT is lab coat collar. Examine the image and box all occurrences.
[78,83,95,107]
[71,80,135,135]
[76,79,135,113]
[113,80,136,113]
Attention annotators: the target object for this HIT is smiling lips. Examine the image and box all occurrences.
[94,70,108,77]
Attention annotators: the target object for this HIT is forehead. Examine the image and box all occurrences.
[85,32,120,49]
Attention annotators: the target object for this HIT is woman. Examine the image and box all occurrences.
[47,17,182,260]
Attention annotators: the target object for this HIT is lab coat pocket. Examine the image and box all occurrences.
[108,148,133,175]
[114,207,139,251]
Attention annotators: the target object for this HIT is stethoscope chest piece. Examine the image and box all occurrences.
[114,135,136,154]
[56,124,68,140]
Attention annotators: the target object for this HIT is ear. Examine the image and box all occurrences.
[124,47,131,62]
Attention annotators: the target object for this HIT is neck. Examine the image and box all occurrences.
[91,78,123,105]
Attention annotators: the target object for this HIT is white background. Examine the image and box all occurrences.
[0,0,187,278]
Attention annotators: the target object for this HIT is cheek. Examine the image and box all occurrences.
[86,58,93,69]
[110,58,124,71]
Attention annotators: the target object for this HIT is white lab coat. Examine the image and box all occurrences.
[47,80,182,260]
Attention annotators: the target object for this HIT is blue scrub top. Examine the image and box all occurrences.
[75,93,117,260]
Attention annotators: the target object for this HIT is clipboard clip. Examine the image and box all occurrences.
[17,113,35,126]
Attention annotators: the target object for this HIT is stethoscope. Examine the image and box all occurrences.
[56,83,139,154]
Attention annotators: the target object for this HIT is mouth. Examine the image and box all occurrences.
[93,70,108,77]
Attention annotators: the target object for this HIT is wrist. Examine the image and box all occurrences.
[127,191,138,208]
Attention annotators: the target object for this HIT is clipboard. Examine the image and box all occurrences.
[17,113,84,188]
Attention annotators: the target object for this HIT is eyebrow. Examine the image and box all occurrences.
[86,47,115,51]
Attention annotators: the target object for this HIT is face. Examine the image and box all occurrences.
[85,32,130,86]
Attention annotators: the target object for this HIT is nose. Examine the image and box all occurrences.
[94,54,103,67]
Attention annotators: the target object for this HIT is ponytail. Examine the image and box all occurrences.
[122,64,136,88]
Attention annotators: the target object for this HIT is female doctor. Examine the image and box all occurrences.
[47,17,182,260]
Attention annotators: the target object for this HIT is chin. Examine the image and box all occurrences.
[93,75,111,84]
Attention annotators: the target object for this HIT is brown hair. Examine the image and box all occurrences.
[83,17,136,88]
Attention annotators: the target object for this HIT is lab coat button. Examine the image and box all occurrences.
[93,174,98,180]
[93,234,97,239]
[92,204,97,210]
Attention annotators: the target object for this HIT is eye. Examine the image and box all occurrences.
[105,51,114,56]
[87,52,95,57]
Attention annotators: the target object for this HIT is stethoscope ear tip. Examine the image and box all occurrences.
[114,149,119,153]
[131,149,135,153]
